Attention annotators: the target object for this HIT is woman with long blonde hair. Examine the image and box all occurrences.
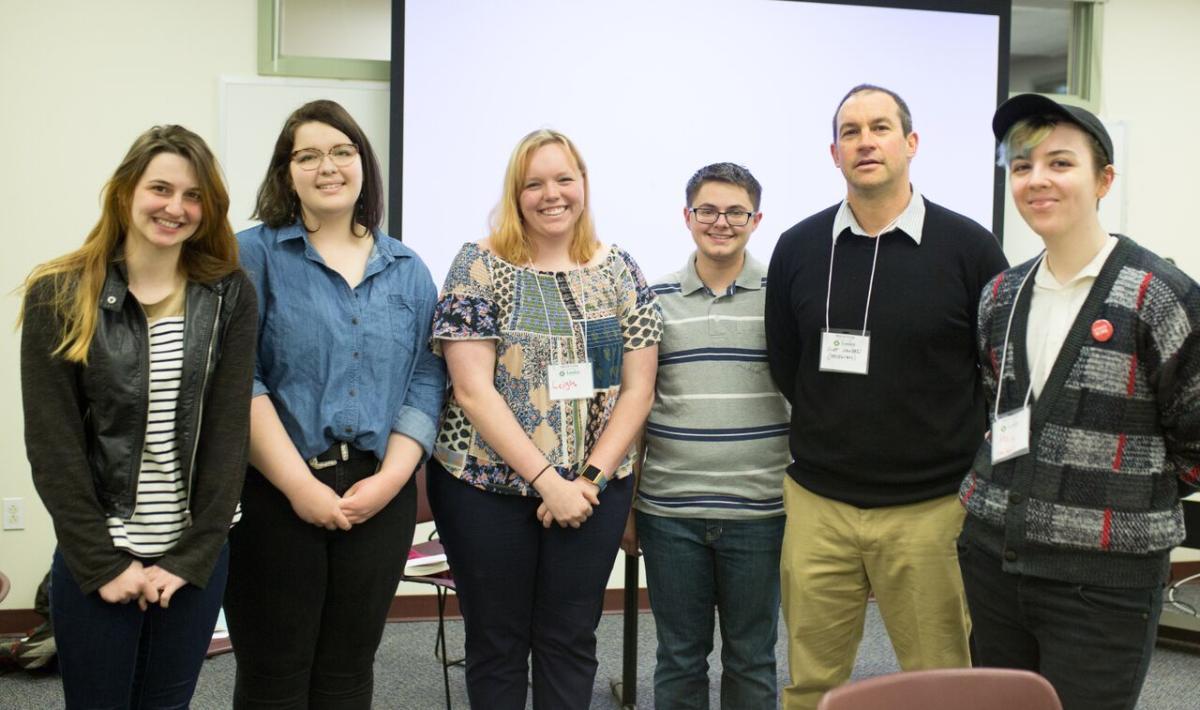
[428,129,661,707]
[21,124,257,708]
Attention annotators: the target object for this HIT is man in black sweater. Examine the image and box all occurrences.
[765,84,1008,710]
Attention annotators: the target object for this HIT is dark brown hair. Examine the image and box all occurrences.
[252,100,384,234]
[832,84,913,141]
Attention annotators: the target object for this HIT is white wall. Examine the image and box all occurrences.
[1096,0,1200,276]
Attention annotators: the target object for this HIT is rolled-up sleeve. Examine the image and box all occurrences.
[394,274,445,457]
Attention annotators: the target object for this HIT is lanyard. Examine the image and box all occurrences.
[531,264,594,457]
[530,263,590,364]
[824,214,899,335]
[993,252,1047,419]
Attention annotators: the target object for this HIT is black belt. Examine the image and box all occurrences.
[306,442,374,469]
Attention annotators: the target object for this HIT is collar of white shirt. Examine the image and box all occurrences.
[1033,235,1119,290]
[832,186,926,244]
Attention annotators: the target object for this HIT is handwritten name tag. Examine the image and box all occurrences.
[819,329,870,375]
[549,362,595,400]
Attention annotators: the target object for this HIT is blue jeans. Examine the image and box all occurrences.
[637,511,785,710]
[957,537,1162,710]
[50,545,229,710]
[427,458,634,710]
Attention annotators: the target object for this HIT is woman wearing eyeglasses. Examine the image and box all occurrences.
[223,100,445,709]
[959,94,1200,710]
[428,129,661,708]
[21,125,256,708]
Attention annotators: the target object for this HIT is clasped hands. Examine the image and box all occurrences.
[286,467,406,531]
[97,560,187,610]
[534,472,601,529]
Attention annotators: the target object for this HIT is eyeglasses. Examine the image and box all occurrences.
[689,207,755,227]
[291,144,360,171]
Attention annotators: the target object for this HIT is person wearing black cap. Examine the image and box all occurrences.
[766,84,1008,710]
[958,93,1200,710]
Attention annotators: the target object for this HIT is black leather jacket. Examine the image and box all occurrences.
[87,265,245,518]
[22,264,258,593]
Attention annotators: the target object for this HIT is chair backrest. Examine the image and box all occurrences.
[414,463,434,525]
[816,668,1062,710]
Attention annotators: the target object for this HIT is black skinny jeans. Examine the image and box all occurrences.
[958,537,1162,710]
[224,453,417,710]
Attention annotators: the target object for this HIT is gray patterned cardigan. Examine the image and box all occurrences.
[959,235,1200,588]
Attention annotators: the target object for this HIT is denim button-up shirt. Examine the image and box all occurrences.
[239,222,446,461]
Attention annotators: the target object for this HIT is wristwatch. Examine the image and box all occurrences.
[578,463,608,493]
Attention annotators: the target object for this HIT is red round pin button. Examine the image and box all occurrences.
[1091,319,1114,342]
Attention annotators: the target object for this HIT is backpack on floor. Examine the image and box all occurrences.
[0,571,56,673]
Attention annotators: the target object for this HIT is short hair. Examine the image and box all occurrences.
[999,114,1110,179]
[684,163,763,212]
[253,100,385,235]
[487,129,598,266]
[832,84,913,141]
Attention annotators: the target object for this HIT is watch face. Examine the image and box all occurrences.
[580,464,607,492]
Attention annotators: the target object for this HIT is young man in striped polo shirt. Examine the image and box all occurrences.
[622,163,791,709]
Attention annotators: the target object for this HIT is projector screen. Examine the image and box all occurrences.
[394,0,1008,284]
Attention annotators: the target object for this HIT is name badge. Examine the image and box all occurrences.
[548,362,595,400]
[819,329,870,375]
[991,406,1031,464]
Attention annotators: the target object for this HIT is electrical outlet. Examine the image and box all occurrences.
[3,498,24,530]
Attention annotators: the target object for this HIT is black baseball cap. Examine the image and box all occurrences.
[992,93,1113,166]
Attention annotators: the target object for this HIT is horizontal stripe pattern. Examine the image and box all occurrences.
[646,422,790,442]
[636,254,790,519]
[107,317,196,556]
[638,489,783,513]
[659,346,769,366]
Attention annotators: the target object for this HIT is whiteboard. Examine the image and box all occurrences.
[218,75,390,234]
[403,0,1004,286]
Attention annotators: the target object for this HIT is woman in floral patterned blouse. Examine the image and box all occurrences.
[428,129,661,709]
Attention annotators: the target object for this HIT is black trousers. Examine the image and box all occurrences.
[224,453,417,710]
[958,537,1162,710]
[427,458,633,710]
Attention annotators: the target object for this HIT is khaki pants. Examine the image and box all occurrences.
[780,478,971,710]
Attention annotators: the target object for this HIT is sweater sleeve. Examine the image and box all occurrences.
[971,234,1010,356]
[976,274,1004,419]
[21,278,134,594]
[156,273,259,588]
[766,232,800,405]
[1145,275,1200,492]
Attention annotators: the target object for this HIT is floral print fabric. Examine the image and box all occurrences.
[432,242,662,496]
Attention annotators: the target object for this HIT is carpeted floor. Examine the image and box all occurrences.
[3,603,1198,708]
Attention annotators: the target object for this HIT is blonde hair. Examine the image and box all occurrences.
[20,125,239,363]
[999,115,1109,179]
[488,129,598,265]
